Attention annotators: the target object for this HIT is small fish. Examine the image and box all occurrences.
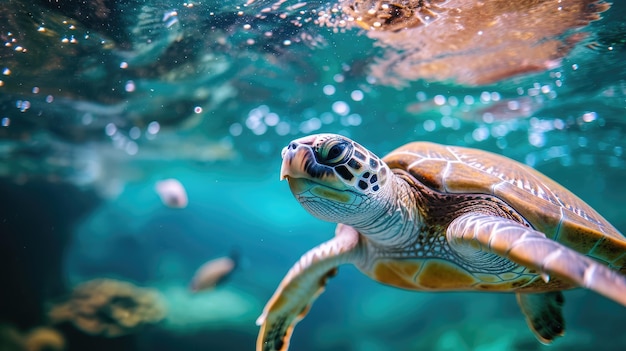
[189,252,239,292]
[155,178,188,208]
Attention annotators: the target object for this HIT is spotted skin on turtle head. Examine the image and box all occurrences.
[281,134,388,194]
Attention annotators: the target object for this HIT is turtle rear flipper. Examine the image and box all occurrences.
[516,292,565,344]
[256,224,362,351]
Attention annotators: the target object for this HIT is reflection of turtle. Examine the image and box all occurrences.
[340,0,611,85]
[345,0,447,31]
[257,133,626,351]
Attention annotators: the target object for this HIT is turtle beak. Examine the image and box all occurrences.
[280,144,313,181]
[279,150,291,181]
[280,136,318,181]
[280,145,293,181]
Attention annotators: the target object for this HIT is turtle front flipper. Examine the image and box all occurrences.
[516,292,565,344]
[447,214,626,339]
[256,224,362,351]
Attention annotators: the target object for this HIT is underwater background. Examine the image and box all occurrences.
[1,0,626,350]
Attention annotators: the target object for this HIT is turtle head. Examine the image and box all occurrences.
[280,133,391,224]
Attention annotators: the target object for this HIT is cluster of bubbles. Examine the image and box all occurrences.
[230,81,367,141]
[245,0,353,33]
[523,115,624,170]
[104,121,162,156]
[0,0,623,183]
[3,32,26,53]
[2,83,55,128]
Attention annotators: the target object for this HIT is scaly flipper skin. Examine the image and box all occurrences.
[447,213,626,307]
[256,224,361,351]
[516,292,565,344]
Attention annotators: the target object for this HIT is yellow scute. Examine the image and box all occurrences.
[372,259,423,289]
[417,260,478,289]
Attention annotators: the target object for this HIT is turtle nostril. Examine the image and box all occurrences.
[282,142,298,158]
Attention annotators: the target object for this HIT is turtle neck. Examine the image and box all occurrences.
[349,170,422,248]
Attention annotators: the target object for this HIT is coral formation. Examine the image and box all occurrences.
[23,327,65,351]
[0,324,65,351]
[48,279,166,337]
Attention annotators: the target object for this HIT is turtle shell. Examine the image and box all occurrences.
[382,142,626,272]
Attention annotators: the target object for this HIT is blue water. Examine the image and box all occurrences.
[1,0,626,350]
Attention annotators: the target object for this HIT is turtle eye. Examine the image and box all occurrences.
[319,140,351,165]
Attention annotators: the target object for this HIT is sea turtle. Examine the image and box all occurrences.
[256,133,626,351]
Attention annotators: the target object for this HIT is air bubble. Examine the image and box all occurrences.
[323,85,335,95]
[82,113,93,125]
[528,132,545,147]
[472,126,489,142]
[346,114,362,126]
[275,121,290,136]
[320,112,334,124]
[252,123,267,135]
[125,80,136,92]
[129,126,141,140]
[147,121,160,134]
[264,113,279,126]
[507,100,520,110]
[441,116,454,128]
[332,101,350,116]
[16,100,30,112]
[553,119,565,130]
[105,123,117,136]
[479,91,491,103]
[496,138,508,149]
[439,105,451,115]
[229,123,243,136]
[581,112,597,123]
[433,95,446,106]
[423,119,436,132]
[300,118,322,133]
[350,90,364,101]
[333,74,344,83]
[125,141,139,155]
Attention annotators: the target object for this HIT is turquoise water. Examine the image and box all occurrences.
[1,0,626,350]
